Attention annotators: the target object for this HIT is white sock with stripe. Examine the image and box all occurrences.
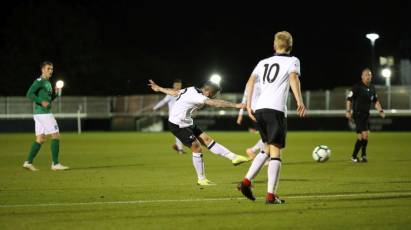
[207,141,236,160]
[267,158,282,194]
[192,152,205,180]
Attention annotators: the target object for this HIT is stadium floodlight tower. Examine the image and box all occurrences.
[381,67,392,109]
[381,67,392,87]
[366,33,380,76]
[210,74,222,85]
[56,80,64,96]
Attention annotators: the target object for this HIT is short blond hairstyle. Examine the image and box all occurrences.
[274,31,293,53]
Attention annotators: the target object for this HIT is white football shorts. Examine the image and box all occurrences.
[33,114,59,136]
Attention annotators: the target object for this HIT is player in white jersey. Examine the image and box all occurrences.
[236,77,264,159]
[148,79,250,186]
[153,79,185,154]
[237,31,306,204]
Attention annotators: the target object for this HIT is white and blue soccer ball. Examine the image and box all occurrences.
[312,145,331,162]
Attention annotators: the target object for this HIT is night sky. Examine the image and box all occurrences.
[0,0,410,96]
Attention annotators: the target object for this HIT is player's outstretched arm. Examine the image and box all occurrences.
[153,96,170,111]
[148,79,179,97]
[205,99,245,109]
[289,73,306,117]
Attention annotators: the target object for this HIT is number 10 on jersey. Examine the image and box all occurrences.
[262,63,280,84]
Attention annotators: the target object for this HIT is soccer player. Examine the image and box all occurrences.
[346,68,385,163]
[237,31,306,204]
[148,79,250,186]
[153,79,185,154]
[23,61,69,171]
[236,78,264,159]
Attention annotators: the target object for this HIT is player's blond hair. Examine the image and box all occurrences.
[274,31,293,53]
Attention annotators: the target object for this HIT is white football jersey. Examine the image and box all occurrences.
[153,95,177,111]
[168,86,208,128]
[252,54,300,114]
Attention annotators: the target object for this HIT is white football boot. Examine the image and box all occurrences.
[23,161,39,171]
[51,163,70,171]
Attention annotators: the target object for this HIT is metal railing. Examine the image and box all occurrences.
[1,86,410,119]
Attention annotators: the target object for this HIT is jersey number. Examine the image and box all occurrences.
[262,63,280,84]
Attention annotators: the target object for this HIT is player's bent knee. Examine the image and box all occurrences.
[192,146,202,153]
[270,152,281,158]
[203,138,214,146]
[268,144,281,158]
[51,132,60,139]
[191,141,202,153]
[36,135,46,144]
[198,134,213,146]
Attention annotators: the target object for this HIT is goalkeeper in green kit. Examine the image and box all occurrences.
[23,61,69,171]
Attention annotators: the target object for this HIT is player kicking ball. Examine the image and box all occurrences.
[23,61,69,171]
[237,31,305,204]
[148,79,250,186]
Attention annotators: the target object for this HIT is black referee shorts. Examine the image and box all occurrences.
[255,109,287,148]
[168,122,204,147]
[353,112,370,133]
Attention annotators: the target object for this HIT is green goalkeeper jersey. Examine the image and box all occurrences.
[26,77,58,114]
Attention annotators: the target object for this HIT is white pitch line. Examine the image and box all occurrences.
[288,192,411,200]
[0,191,410,208]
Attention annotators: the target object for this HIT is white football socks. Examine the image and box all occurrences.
[251,139,264,153]
[267,158,281,194]
[176,138,184,151]
[245,151,269,180]
[207,141,236,160]
[192,153,205,180]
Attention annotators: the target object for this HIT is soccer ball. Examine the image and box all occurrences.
[312,145,331,162]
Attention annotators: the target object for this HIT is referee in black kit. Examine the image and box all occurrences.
[346,68,385,163]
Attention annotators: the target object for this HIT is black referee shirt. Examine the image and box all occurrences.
[346,82,378,113]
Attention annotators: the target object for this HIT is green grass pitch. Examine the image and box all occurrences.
[1,131,411,229]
